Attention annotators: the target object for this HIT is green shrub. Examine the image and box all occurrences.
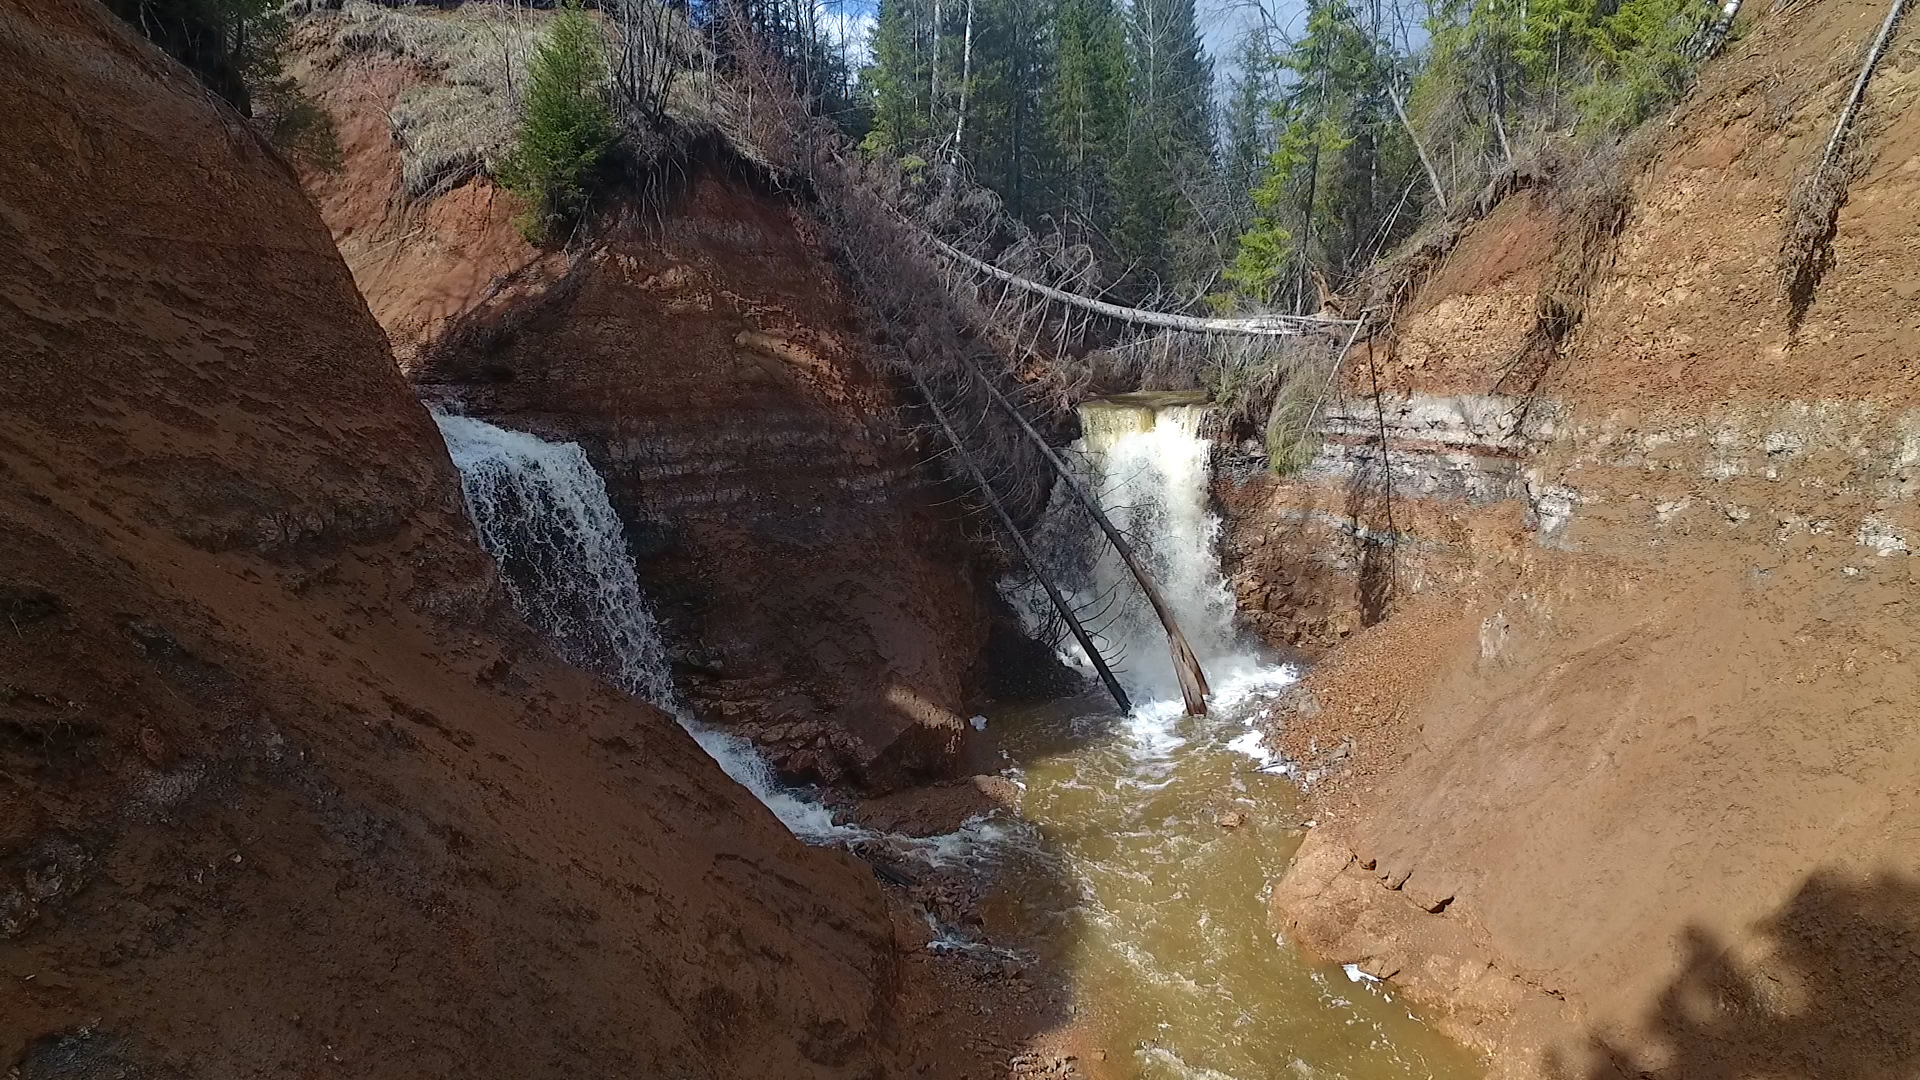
[1573,0,1715,132]
[497,3,616,242]
[1264,376,1323,475]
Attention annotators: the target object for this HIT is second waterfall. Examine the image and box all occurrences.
[432,413,850,841]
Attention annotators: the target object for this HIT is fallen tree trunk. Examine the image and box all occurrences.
[1696,0,1743,57]
[970,368,1210,716]
[921,231,1362,338]
[1823,0,1908,167]
[907,368,1133,714]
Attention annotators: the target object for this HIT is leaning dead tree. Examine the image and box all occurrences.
[906,367,1134,714]
[1822,0,1908,167]
[1780,0,1908,320]
[890,192,1371,717]
[782,118,1367,716]
[969,368,1210,715]
[710,29,1373,715]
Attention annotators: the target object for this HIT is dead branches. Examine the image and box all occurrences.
[907,369,1133,714]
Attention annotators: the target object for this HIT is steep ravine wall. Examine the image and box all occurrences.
[294,23,993,792]
[1226,3,1920,1076]
[0,3,968,1075]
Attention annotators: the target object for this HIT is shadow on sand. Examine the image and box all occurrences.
[1553,868,1920,1079]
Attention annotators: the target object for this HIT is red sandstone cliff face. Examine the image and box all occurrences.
[0,3,931,1074]
[293,27,992,791]
[1231,3,1920,1076]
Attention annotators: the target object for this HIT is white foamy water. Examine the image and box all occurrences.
[436,414,677,705]
[433,413,856,842]
[430,406,1472,1074]
[1013,396,1296,710]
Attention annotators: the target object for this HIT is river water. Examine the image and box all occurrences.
[978,682,1480,1079]
[965,395,1482,1079]
[433,405,1481,1080]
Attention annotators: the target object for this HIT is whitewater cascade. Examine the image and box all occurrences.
[434,414,677,705]
[433,413,849,840]
[1018,394,1278,707]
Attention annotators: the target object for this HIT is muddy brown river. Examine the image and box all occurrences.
[975,675,1483,1079]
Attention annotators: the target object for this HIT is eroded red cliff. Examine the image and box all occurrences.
[1229,3,1920,1075]
[0,2,923,1074]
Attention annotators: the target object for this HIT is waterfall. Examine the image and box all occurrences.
[1017,394,1284,710]
[433,413,852,842]
[435,414,678,706]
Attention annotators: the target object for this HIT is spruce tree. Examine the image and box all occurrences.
[1045,0,1128,229]
[1113,0,1214,290]
[863,0,935,156]
[498,3,615,241]
[1220,37,1275,238]
[1224,0,1407,310]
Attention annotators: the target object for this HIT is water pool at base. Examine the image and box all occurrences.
[974,675,1484,1080]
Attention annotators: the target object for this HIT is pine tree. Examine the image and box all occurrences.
[498,3,615,241]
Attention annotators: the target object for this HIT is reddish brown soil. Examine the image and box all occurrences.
[1245,3,1920,1076]
[1560,0,1920,408]
[291,40,547,369]
[1382,191,1556,393]
[404,176,995,791]
[0,4,1036,1076]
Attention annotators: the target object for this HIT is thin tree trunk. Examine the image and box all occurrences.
[930,0,942,133]
[952,0,974,155]
[970,369,1210,715]
[1299,135,1322,314]
[1298,58,1328,314]
[908,370,1133,713]
[1489,52,1515,167]
[1304,314,1371,443]
[1389,85,1448,213]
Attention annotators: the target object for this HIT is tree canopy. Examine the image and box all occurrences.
[846,0,1728,309]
